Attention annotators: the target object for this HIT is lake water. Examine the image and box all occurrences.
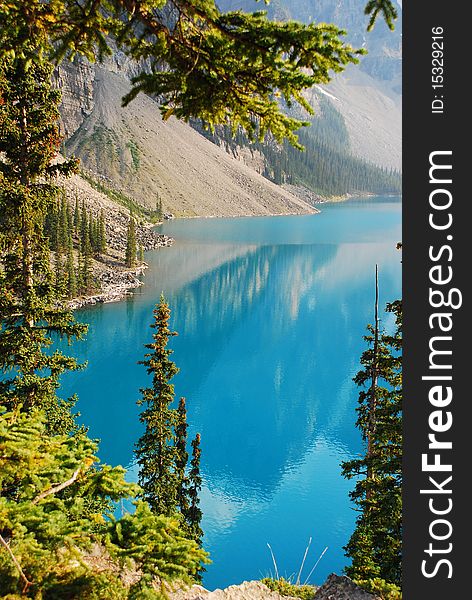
[62,197,401,589]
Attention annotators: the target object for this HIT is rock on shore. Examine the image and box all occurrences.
[313,574,381,599]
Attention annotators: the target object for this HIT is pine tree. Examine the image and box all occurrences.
[136,297,204,552]
[138,243,144,263]
[46,198,59,252]
[175,397,190,518]
[73,194,80,233]
[341,293,402,586]
[80,199,87,248]
[58,192,69,252]
[135,297,181,516]
[186,433,204,547]
[0,2,398,151]
[125,216,137,268]
[174,398,204,548]
[53,248,66,299]
[80,223,94,295]
[65,232,77,299]
[0,405,208,597]
[88,210,95,253]
[0,53,208,597]
[99,209,107,254]
[0,55,85,422]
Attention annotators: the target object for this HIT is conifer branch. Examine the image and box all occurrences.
[32,467,81,504]
[0,533,33,594]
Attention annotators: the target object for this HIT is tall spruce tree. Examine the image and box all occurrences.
[53,248,66,299]
[136,297,181,516]
[185,433,204,547]
[125,216,137,268]
[79,199,88,249]
[0,55,86,426]
[341,297,402,586]
[80,220,94,295]
[174,398,204,546]
[58,192,69,252]
[65,232,77,299]
[136,297,204,549]
[73,194,80,232]
[175,397,190,518]
[88,211,96,254]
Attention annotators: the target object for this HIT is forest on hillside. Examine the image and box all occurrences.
[194,95,401,197]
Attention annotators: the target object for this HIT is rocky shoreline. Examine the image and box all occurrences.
[59,171,174,310]
[67,230,173,310]
[63,170,394,313]
[67,263,146,310]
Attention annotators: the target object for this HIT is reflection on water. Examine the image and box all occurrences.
[61,197,401,589]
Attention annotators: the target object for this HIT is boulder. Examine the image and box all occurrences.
[314,574,381,600]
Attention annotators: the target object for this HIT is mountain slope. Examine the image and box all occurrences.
[57,0,401,208]
[313,66,401,170]
[217,0,402,170]
[60,65,317,218]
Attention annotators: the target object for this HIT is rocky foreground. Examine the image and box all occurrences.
[170,575,380,600]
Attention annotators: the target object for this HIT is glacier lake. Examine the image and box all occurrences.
[61,197,401,589]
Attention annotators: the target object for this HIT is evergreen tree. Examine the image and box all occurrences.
[90,210,103,256]
[0,55,85,423]
[138,243,144,264]
[53,248,66,299]
[80,223,94,295]
[99,209,107,254]
[73,193,80,233]
[341,295,402,586]
[136,297,204,553]
[59,192,69,251]
[0,406,208,597]
[175,397,190,518]
[174,398,204,547]
[65,232,77,299]
[0,53,208,597]
[80,199,88,249]
[186,433,204,547]
[135,297,181,516]
[45,197,59,252]
[125,216,137,268]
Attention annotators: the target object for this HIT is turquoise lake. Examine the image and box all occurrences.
[61,197,401,589]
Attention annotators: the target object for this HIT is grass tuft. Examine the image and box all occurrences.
[262,577,316,600]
